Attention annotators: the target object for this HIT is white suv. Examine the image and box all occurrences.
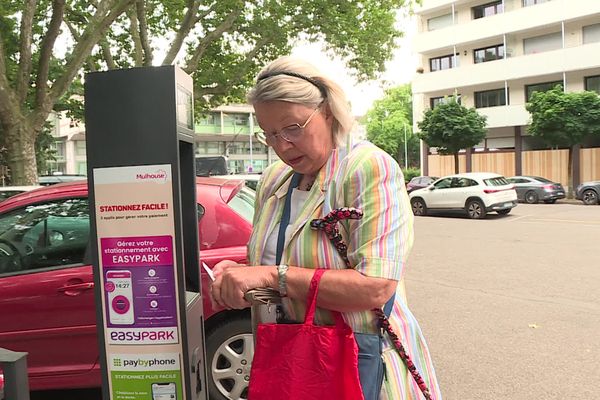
[409,172,518,219]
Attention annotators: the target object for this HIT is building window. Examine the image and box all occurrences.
[429,54,459,72]
[585,76,600,94]
[77,162,87,175]
[427,13,455,31]
[523,32,562,54]
[522,0,549,6]
[475,88,508,108]
[474,44,504,63]
[430,95,461,109]
[198,112,218,125]
[472,1,503,19]
[583,23,600,44]
[75,141,86,156]
[525,81,563,101]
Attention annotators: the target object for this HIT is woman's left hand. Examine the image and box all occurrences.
[210,262,276,309]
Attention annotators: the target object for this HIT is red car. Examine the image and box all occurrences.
[0,178,255,400]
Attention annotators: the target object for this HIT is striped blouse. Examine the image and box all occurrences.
[247,140,442,399]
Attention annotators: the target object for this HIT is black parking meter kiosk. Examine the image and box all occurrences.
[85,66,208,400]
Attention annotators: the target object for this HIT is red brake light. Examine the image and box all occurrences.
[542,184,553,190]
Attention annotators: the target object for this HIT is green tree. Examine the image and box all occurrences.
[0,0,416,185]
[526,86,600,194]
[417,96,487,174]
[365,84,419,169]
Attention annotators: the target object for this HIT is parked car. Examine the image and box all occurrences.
[0,186,41,202]
[506,176,566,204]
[575,180,600,205]
[0,178,255,400]
[38,174,87,186]
[409,172,518,219]
[218,174,262,191]
[406,176,438,193]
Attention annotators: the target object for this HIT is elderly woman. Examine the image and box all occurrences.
[211,56,442,400]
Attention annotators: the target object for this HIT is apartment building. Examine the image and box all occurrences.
[195,104,275,174]
[412,0,600,186]
[46,111,88,175]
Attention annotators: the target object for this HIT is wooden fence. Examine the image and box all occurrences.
[428,148,600,188]
[581,148,600,182]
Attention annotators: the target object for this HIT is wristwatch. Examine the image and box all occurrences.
[277,264,289,297]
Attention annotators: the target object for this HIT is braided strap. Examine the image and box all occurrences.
[311,207,433,400]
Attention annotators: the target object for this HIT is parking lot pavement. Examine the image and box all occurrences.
[405,203,600,400]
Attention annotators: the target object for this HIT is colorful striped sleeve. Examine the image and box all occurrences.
[341,143,414,281]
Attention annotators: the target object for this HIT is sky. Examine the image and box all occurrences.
[291,15,418,116]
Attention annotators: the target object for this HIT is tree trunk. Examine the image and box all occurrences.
[5,124,38,185]
[454,152,459,174]
[567,146,573,198]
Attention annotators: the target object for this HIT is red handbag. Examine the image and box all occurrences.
[248,268,365,400]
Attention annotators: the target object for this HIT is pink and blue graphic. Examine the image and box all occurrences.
[101,235,177,329]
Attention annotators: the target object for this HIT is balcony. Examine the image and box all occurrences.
[477,105,531,128]
[414,0,600,53]
[413,41,600,93]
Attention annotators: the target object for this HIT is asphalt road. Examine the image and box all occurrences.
[28,202,599,400]
[405,202,600,400]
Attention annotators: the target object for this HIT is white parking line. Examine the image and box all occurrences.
[528,218,600,225]
[509,215,530,222]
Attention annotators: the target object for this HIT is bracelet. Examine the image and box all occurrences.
[277,264,289,297]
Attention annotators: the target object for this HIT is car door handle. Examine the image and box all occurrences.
[58,282,95,292]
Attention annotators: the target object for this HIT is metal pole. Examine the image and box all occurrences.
[404,124,408,169]
[248,117,253,173]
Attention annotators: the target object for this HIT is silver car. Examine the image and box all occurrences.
[507,176,566,204]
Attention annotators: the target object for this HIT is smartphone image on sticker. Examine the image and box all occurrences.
[105,270,135,325]
[151,382,177,400]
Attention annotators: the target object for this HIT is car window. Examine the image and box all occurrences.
[533,176,552,183]
[484,177,509,186]
[0,198,89,274]
[434,178,453,189]
[227,187,255,223]
[0,190,23,202]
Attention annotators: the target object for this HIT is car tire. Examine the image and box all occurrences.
[411,197,427,216]
[466,199,487,219]
[497,209,511,215]
[582,189,599,205]
[524,191,539,204]
[543,199,557,204]
[206,316,253,400]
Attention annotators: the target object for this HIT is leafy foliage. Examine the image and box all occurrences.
[526,86,600,194]
[365,84,419,167]
[526,86,600,147]
[417,96,487,173]
[0,0,416,184]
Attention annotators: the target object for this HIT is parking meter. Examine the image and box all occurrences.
[85,66,208,400]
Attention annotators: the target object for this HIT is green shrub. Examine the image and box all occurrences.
[402,167,421,183]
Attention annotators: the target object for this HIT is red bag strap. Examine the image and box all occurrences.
[304,269,345,328]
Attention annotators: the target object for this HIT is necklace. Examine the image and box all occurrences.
[298,176,315,191]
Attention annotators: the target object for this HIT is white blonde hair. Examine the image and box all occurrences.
[247,56,354,146]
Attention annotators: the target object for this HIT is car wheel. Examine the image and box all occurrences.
[497,209,511,215]
[524,191,539,204]
[543,199,557,204]
[466,199,487,219]
[582,189,599,205]
[206,317,253,400]
[411,198,427,216]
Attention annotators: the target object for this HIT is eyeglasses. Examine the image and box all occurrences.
[259,106,321,146]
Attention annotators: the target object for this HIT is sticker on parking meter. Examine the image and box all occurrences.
[102,235,179,344]
[110,353,183,400]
